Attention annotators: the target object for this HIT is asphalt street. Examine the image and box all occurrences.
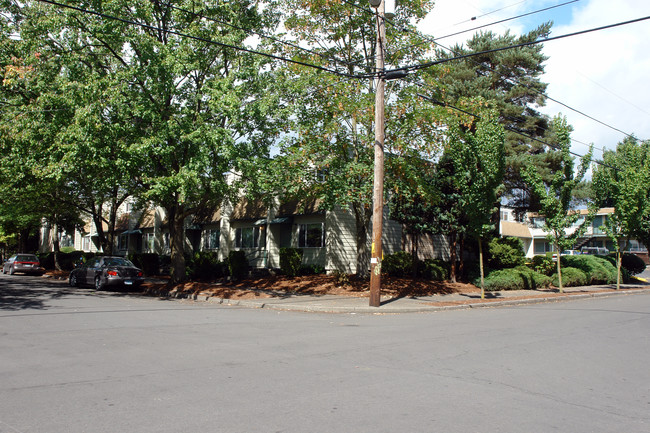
[1,274,649,433]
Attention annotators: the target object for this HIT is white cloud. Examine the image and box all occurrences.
[418,0,650,158]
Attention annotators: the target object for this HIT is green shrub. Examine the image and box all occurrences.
[158,255,171,276]
[227,250,249,280]
[552,267,588,287]
[279,247,303,277]
[37,252,54,269]
[382,251,414,277]
[487,237,526,269]
[185,251,225,280]
[531,254,555,276]
[561,255,616,285]
[621,253,646,275]
[37,251,94,271]
[418,258,448,281]
[299,264,326,275]
[128,253,160,276]
[477,267,551,291]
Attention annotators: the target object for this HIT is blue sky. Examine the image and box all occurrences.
[418,0,650,159]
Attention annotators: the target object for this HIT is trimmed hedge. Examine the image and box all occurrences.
[531,254,555,276]
[185,251,226,281]
[477,266,551,291]
[227,250,249,280]
[552,267,588,287]
[128,253,160,276]
[621,253,646,275]
[418,258,448,281]
[601,253,646,276]
[299,264,326,276]
[37,251,95,271]
[382,251,414,277]
[487,237,526,269]
[561,255,617,285]
[279,248,303,277]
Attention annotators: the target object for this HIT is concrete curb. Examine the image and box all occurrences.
[180,287,650,314]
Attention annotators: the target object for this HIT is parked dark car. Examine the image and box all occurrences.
[2,254,45,275]
[69,256,145,290]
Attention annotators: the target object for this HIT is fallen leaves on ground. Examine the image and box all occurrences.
[140,274,481,300]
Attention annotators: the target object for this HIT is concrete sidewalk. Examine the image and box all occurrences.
[185,283,650,314]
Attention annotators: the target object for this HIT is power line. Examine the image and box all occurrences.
[416,92,620,171]
[393,15,650,74]
[158,1,372,74]
[383,0,579,70]
[36,0,371,79]
[387,13,649,142]
[435,0,580,42]
[454,0,530,26]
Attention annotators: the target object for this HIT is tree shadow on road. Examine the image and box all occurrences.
[0,276,149,311]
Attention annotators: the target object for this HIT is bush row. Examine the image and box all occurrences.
[37,251,96,271]
[381,251,449,281]
[475,266,552,292]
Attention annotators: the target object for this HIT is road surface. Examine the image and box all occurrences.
[1,274,649,432]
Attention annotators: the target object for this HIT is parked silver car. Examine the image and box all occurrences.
[69,256,145,290]
[581,247,610,255]
[2,254,45,275]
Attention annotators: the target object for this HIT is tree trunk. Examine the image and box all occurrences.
[168,205,187,284]
[92,207,107,254]
[104,203,119,256]
[555,241,563,293]
[52,223,62,271]
[353,204,372,279]
[458,234,465,279]
[616,239,628,290]
[478,237,485,299]
[411,231,419,278]
[449,231,458,283]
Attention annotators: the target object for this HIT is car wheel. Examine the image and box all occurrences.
[69,273,78,287]
[95,276,104,291]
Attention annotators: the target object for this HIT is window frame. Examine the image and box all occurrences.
[298,223,325,248]
[235,226,265,249]
[205,228,220,250]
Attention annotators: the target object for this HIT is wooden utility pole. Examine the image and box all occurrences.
[369,0,386,307]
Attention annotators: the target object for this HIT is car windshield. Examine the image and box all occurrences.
[104,258,134,267]
[16,255,38,262]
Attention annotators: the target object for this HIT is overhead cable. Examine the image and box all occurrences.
[35,0,371,79]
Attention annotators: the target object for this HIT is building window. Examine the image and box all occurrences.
[143,233,155,253]
[532,217,545,228]
[60,234,73,248]
[500,211,509,221]
[118,234,128,251]
[163,233,170,250]
[82,236,90,251]
[235,226,265,249]
[534,241,554,254]
[205,229,220,250]
[299,223,324,248]
[593,215,606,234]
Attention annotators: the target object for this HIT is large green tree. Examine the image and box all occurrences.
[0,3,84,262]
[592,137,650,289]
[4,0,282,282]
[419,100,505,284]
[445,105,505,296]
[522,116,593,292]
[436,25,559,215]
[274,0,440,278]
